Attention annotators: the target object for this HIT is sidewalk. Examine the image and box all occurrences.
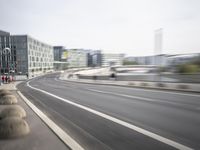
[0,82,18,90]
[0,82,68,150]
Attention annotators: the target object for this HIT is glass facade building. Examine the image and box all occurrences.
[0,30,54,77]
[87,50,102,67]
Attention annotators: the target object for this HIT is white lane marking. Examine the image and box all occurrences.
[55,77,59,81]
[122,86,200,98]
[55,78,197,108]
[87,88,158,102]
[86,88,195,108]
[56,77,192,108]
[27,81,193,150]
[18,91,84,150]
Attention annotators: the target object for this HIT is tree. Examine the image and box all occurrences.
[177,64,199,73]
[123,60,138,65]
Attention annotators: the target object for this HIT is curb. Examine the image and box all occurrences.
[17,91,84,150]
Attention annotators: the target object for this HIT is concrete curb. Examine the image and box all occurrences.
[60,76,200,94]
[17,91,84,150]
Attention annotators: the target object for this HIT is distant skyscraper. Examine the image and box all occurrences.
[154,28,163,55]
[154,28,163,65]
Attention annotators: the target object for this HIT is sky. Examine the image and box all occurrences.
[1,0,200,56]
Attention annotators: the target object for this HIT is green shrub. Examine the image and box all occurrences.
[177,64,199,73]
[158,67,168,72]
[123,60,138,65]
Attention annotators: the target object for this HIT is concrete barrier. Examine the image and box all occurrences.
[0,89,12,97]
[0,117,30,139]
[0,95,18,105]
[0,105,26,119]
[60,72,200,93]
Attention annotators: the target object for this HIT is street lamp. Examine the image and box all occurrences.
[3,47,11,74]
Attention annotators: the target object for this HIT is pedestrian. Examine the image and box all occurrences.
[2,75,5,83]
[8,76,11,83]
[10,75,13,82]
[5,76,8,83]
[26,73,29,79]
[93,75,97,80]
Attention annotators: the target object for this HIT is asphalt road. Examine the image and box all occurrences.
[17,73,200,150]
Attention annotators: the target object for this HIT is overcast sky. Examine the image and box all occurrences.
[1,0,200,56]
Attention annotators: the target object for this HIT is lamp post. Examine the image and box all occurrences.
[3,47,11,72]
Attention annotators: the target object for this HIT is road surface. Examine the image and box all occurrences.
[17,73,200,150]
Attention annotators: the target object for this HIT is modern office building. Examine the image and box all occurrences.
[53,46,68,70]
[0,30,54,77]
[27,35,54,76]
[53,46,68,61]
[167,53,200,66]
[101,53,124,67]
[67,49,88,68]
[0,31,14,74]
[87,50,102,67]
[53,46,64,61]
[124,55,167,66]
[124,53,200,66]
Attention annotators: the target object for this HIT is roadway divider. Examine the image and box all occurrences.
[124,81,196,93]
[60,73,200,93]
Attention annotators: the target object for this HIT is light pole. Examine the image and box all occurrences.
[3,47,11,71]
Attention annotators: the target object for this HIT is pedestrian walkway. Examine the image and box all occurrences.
[0,82,18,90]
[0,81,69,150]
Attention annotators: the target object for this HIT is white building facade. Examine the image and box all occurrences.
[101,53,124,67]
[27,35,54,76]
[67,49,88,68]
